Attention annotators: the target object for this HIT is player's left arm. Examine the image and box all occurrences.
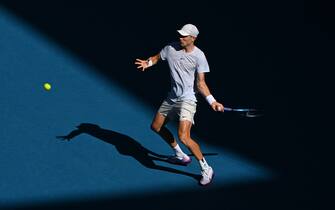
[135,53,161,72]
[196,72,224,112]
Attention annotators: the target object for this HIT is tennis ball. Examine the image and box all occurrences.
[43,83,51,91]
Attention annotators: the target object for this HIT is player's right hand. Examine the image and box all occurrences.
[211,102,224,112]
[135,58,149,71]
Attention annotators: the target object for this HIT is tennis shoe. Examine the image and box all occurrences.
[200,166,214,186]
[167,155,192,166]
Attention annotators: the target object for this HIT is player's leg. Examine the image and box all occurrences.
[150,112,176,147]
[177,101,214,185]
[178,120,203,160]
[150,100,189,160]
[178,120,214,186]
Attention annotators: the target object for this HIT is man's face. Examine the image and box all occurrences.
[179,35,196,47]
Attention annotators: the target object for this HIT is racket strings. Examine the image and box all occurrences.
[245,111,263,117]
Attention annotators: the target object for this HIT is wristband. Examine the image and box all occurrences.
[147,59,153,67]
[206,95,216,105]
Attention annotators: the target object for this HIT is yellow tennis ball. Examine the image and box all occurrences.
[43,83,51,91]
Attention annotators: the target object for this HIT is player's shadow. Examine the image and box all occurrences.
[57,123,202,181]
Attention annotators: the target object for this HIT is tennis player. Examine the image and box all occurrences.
[135,24,223,186]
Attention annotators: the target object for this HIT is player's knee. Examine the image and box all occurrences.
[150,123,161,133]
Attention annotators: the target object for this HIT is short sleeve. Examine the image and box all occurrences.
[196,52,210,73]
[160,45,169,60]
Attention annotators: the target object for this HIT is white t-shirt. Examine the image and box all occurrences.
[160,42,210,102]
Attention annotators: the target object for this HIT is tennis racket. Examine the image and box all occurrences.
[223,107,263,118]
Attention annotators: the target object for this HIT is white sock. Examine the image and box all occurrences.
[199,158,210,171]
[173,144,187,159]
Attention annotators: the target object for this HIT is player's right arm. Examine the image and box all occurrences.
[135,53,161,72]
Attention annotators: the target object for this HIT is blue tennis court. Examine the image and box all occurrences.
[0,6,273,208]
[2,1,326,209]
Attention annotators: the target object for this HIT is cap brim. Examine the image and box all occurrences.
[177,30,190,36]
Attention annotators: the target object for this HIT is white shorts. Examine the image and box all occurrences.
[157,99,197,124]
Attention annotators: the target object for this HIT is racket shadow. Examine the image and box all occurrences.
[56,123,201,181]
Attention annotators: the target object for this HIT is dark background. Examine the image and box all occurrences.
[1,0,331,209]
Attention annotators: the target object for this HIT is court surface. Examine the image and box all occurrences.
[0,7,273,209]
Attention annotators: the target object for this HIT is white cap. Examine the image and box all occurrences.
[177,24,199,37]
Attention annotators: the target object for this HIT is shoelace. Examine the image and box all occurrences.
[201,168,212,178]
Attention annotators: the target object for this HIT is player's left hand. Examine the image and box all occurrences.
[211,102,224,112]
[135,58,149,71]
